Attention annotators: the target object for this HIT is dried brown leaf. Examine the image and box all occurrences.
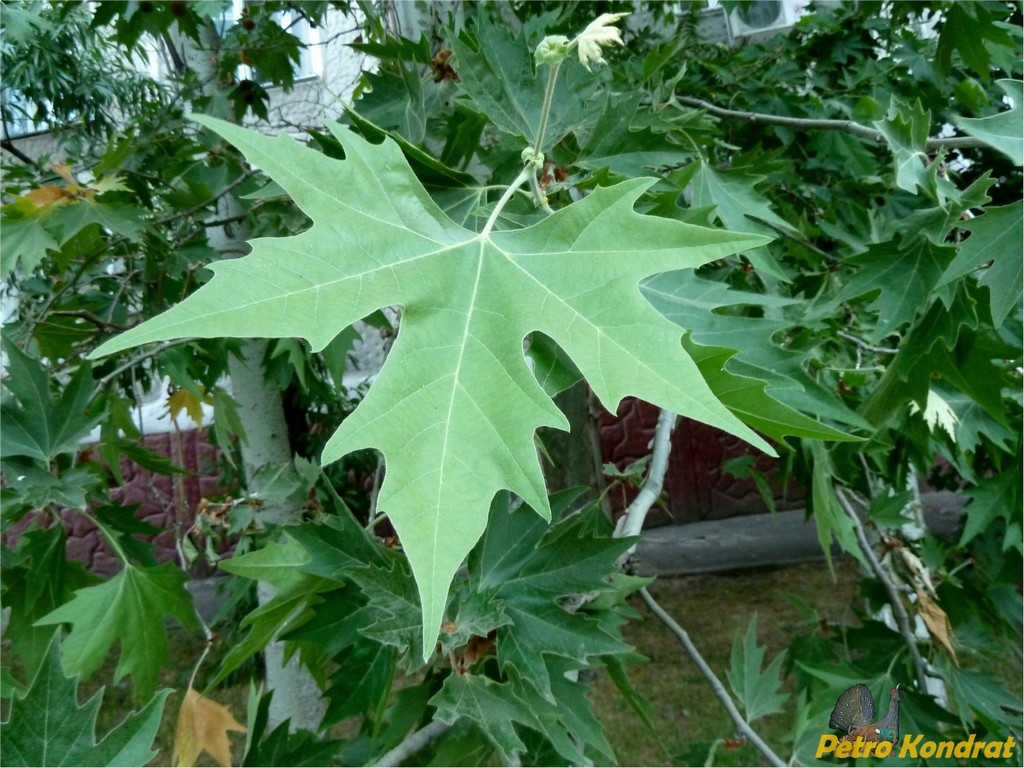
[173,686,247,768]
[916,587,958,666]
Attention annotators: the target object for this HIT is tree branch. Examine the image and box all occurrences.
[154,170,256,226]
[49,309,133,331]
[834,486,931,690]
[674,96,989,151]
[639,588,787,768]
[91,339,190,398]
[372,720,451,767]
[1,138,42,169]
[613,408,675,565]
[837,330,898,355]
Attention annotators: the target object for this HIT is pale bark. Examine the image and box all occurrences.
[167,20,326,733]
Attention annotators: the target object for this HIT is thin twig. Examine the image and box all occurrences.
[153,170,256,226]
[837,330,898,355]
[50,309,133,331]
[91,340,189,395]
[639,588,787,768]
[372,720,451,767]
[613,409,676,564]
[367,451,385,524]
[674,96,990,151]
[834,486,930,690]
[743,214,837,263]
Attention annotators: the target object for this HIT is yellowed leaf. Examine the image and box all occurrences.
[174,686,247,768]
[22,185,74,210]
[167,387,210,427]
[916,587,958,666]
[51,162,75,184]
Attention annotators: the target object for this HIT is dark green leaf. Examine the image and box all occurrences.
[809,443,866,574]
[469,495,634,700]
[322,643,396,725]
[938,202,1023,326]
[430,674,541,762]
[1,340,100,462]
[960,467,1023,549]
[0,633,169,767]
[688,162,789,280]
[835,237,955,342]
[213,538,333,685]
[576,94,691,177]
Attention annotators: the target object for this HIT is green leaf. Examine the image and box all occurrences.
[470,494,634,701]
[602,655,660,738]
[0,633,170,767]
[48,200,146,244]
[642,270,865,433]
[450,22,599,150]
[349,555,425,665]
[937,3,1018,83]
[726,615,787,723]
[688,162,789,280]
[36,563,199,699]
[682,337,855,444]
[512,658,617,765]
[430,674,542,762]
[835,237,955,342]
[873,98,932,194]
[322,644,397,725]
[342,107,477,191]
[576,94,691,177]
[867,491,914,528]
[0,215,59,274]
[1,525,99,685]
[941,662,1024,732]
[90,116,773,660]
[349,63,433,145]
[959,468,1023,550]
[242,689,345,767]
[809,443,866,574]
[955,80,1023,165]
[937,202,1023,326]
[0,460,99,513]
[213,538,334,685]
[1,340,100,462]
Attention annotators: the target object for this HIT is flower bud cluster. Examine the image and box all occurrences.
[534,12,628,72]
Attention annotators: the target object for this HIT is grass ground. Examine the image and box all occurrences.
[590,558,862,766]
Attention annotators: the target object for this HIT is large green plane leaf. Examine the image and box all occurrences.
[90,117,771,658]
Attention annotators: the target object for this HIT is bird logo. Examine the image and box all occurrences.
[829,683,904,744]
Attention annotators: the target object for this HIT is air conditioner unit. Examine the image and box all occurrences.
[727,1,805,41]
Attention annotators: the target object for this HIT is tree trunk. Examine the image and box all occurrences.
[166,20,326,733]
[229,340,327,732]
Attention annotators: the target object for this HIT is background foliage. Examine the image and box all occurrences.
[1,1,1021,766]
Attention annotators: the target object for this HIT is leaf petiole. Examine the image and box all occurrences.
[481,165,533,237]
